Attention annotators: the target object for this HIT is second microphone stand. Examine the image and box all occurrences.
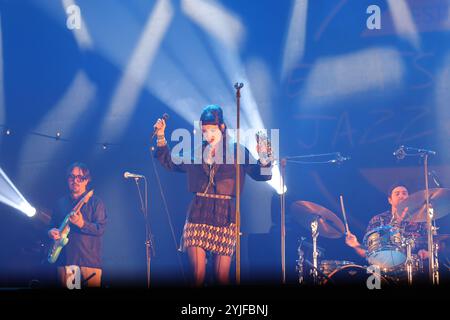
[423,154,439,284]
[396,146,440,284]
[279,152,349,284]
[132,176,154,288]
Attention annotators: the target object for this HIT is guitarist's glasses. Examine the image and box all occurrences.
[68,174,88,182]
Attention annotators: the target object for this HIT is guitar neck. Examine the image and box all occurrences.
[58,190,93,231]
[58,211,74,231]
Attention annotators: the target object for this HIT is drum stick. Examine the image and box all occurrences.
[339,195,350,235]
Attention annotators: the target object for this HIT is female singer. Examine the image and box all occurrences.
[153,105,272,286]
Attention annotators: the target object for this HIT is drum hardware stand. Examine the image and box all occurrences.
[433,241,440,279]
[296,237,306,284]
[311,218,319,284]
[404,238,415,285]
[303,259,335,285]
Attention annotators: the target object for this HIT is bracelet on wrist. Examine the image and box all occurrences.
[156,138,167,146]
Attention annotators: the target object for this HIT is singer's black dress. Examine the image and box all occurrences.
[154,139,272,256]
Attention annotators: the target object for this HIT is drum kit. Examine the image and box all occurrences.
[290,188,450,286]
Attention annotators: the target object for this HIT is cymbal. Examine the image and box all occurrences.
[290,201,345,239]
[397,188,450,223]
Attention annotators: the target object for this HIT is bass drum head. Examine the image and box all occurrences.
[319,260,355,276]
[323,264,390,287]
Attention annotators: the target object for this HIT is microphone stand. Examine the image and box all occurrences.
[133,176,154,288]
[396,147,439,284]
[278,152,349,285]
[280,158,287,284]
[234,82,243,285]
[423,155,439,285]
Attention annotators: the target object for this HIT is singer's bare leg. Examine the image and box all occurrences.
[214,254,231,285]
[187,246,206,287]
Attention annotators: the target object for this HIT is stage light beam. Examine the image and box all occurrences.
[300,47,404,108]
[98,0,173,143]
[0,167,36,217]
[387,0,420,50]
[181,1,285,194]
[181,0,244,51]
[281,0,308,82]
[61,0,94,50]
[17,71,96,186]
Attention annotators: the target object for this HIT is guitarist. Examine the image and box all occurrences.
[48,162,107,287]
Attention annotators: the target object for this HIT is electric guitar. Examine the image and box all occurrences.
[47,190,94,264]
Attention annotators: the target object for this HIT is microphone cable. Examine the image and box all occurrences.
[149,146,187,284]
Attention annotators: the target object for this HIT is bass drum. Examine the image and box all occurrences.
[322,264,391,286]
[319,260,354,276]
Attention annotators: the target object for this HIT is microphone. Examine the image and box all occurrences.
[404,146,436,156]
[428,170,443,188]
[393,145,406,160]
[152,113,169,139]
[124,171,145,179]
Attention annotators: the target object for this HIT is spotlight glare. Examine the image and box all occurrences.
[0,167,36,218]
[20,202,36,217]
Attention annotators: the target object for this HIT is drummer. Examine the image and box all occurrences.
[345,183,429,260]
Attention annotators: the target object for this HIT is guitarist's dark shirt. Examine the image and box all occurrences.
[50,191,107,268]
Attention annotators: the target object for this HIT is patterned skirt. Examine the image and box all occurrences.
[181,222,236,256]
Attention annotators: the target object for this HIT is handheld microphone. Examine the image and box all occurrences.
[152,113,169,138]
[393,145,406,160]
[124,171,145,179]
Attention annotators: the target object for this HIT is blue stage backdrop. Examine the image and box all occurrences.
[0,0,449,286]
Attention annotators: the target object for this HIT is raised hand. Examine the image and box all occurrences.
[153,118,166,137]
[345,231,360,248]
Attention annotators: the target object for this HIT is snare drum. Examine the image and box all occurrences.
[363,225,406,269]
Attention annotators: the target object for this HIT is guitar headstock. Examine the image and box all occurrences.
[72,190,94,213]
[84,189,94,203]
